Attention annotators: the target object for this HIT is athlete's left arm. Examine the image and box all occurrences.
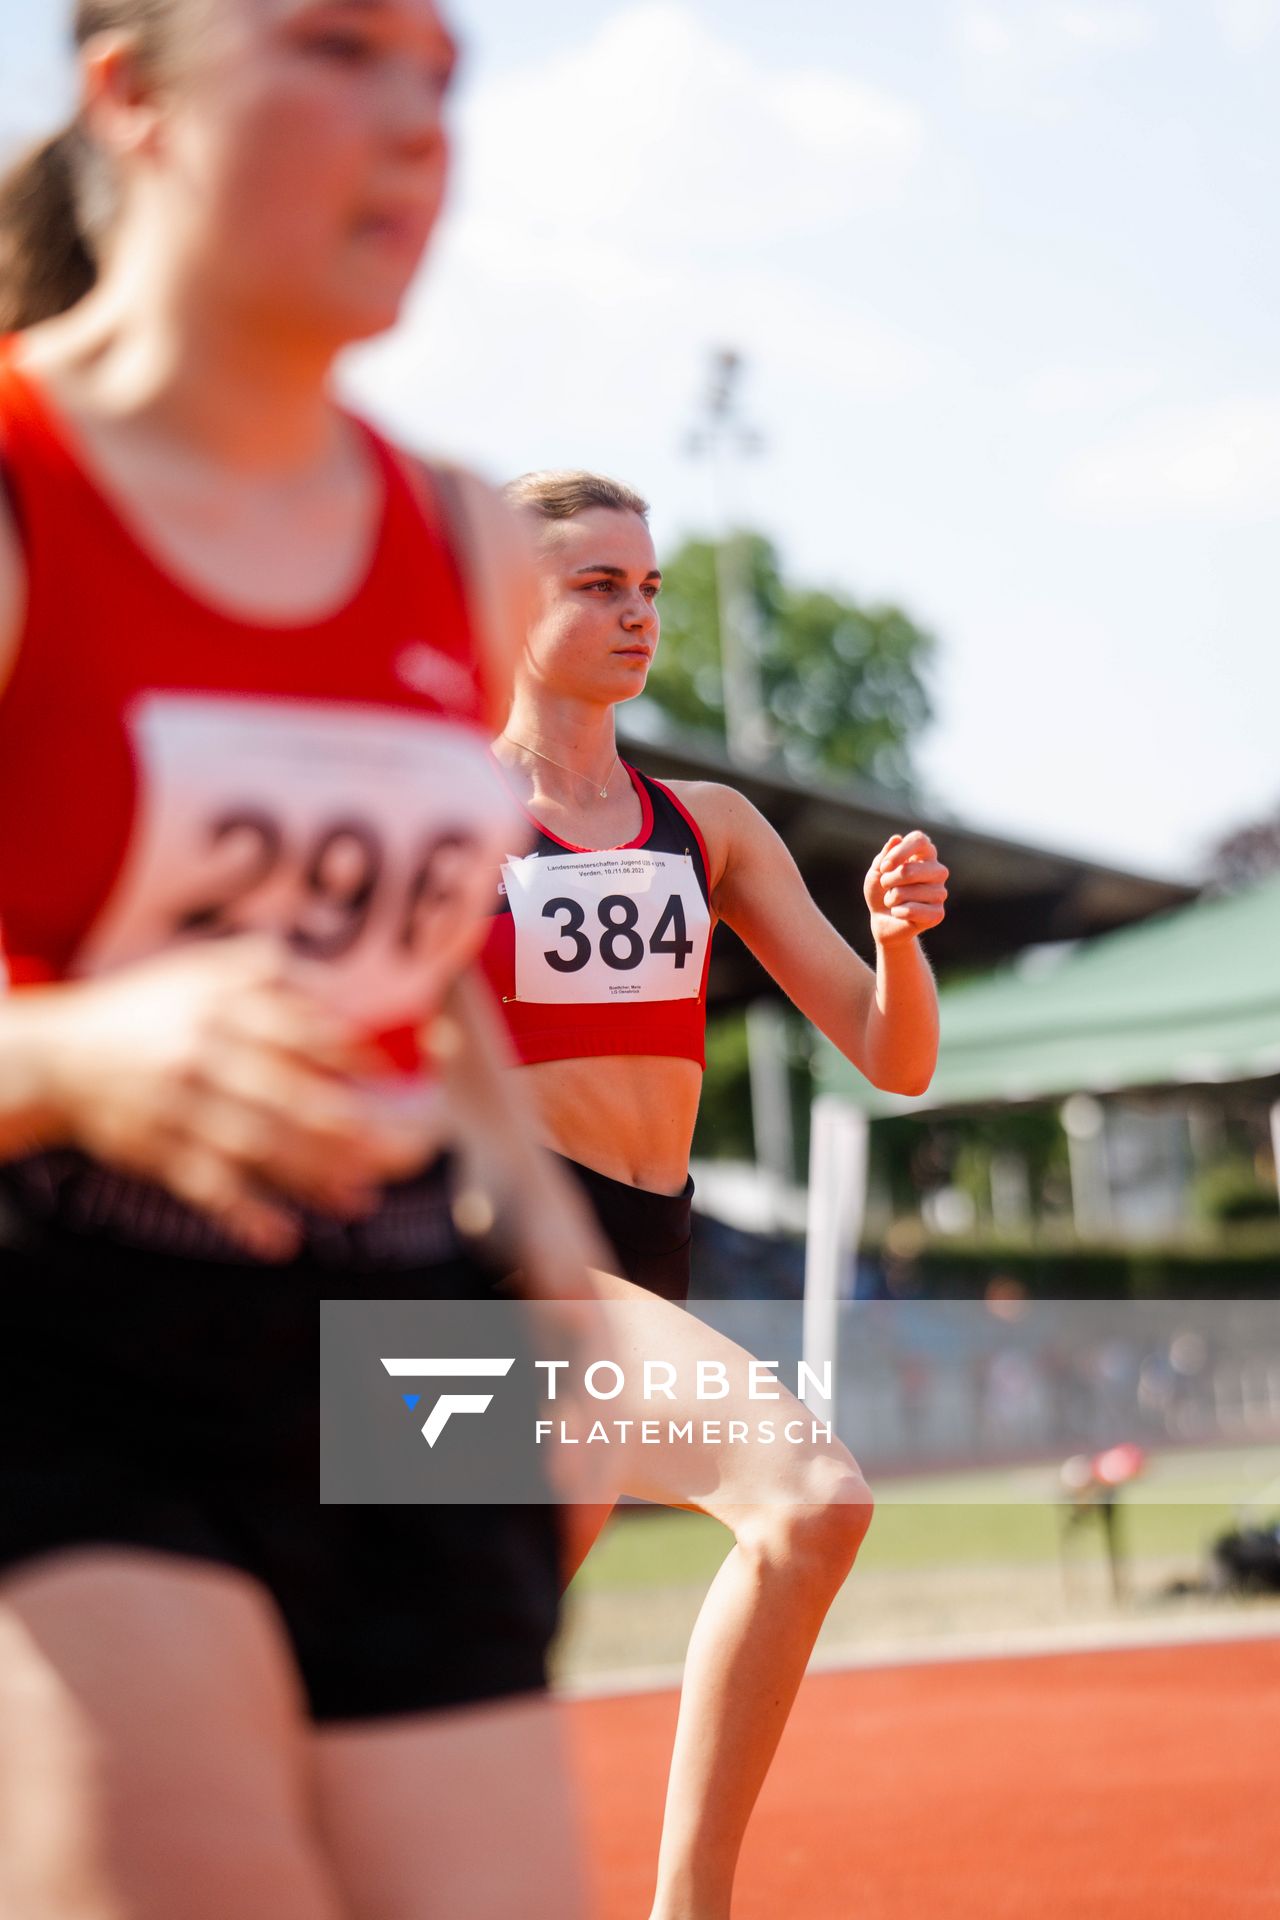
[690,785,948,1097]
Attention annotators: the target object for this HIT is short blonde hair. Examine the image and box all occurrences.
[504,469,650,523]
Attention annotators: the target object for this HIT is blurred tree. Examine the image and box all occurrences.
[871,1107,1070,1230]
[691,1008,816,1171]
[691,1010,753,1162]
[1205,800,1280,892]
[635,532,935,795]
[1192,1156,1278,1227]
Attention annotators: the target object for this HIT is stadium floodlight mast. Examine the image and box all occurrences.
[684,347,772,768]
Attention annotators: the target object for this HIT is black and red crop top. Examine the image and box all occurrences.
[479,762,714,1068]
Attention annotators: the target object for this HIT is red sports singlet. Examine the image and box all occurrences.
[0,351,565,1729]
[0,334,528,1263]
[479,763,714,1068]
[0,336,517,1058]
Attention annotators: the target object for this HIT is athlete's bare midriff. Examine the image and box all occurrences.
[520,1053,702,1195]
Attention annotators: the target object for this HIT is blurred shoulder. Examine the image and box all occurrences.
[426,459,527,561]
[404,451,533,731]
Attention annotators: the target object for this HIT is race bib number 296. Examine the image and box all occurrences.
[72,693,521,1030]
[503,848,710,1005]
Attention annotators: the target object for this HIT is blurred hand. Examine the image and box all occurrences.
[41,938,437,1260]
[864,831,949,946]
[428,1005,615,1314]
[426,980,621,1508]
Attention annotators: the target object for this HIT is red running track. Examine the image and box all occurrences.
[568,1636,1280,1919]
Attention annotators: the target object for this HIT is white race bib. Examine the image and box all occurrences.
[74,693,522,1029]
[503,847,710,1005]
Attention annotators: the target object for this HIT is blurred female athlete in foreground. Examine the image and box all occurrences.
[483,470,949,1920]
[0,7,600,1917]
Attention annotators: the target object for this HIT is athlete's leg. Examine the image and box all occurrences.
[561,1497,621,1586]
[312,1692,590,1920]
[0,1549,345,1920]
[573,1270,873,1920]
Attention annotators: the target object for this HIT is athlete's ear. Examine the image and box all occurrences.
[80,31,168,166]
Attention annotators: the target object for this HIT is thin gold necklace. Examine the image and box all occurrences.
[502,734,620,801]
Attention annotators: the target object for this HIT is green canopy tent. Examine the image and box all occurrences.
[818,874,1280,1119]
[801,879,1280,1369]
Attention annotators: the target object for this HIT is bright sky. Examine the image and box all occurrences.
[4,1,1277,881]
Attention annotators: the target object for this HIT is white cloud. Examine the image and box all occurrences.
[1021,365,1166,417]
[1051,3,1159,49]
[456,4,925,252]
[1060,397,1280,521]
[345,4,933,467]
[957,0,1159,57]
[1213,0,1280,47]
[959,8,1018,61]
[346,214,932,485]
[954,1,1158,116]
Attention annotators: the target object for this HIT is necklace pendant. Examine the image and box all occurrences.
[600,787,608,799]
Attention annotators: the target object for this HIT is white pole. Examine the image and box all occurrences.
[1061,1092,1112,1237]
[1271,1101,1280,1214]
[990,1150,1032,1234]
[803,1096,869,1423]
[747,1001,795,1209]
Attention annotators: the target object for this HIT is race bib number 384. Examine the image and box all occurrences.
[504,848,710,1005]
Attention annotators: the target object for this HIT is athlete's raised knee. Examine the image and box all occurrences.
[731,1451,873,1583]
[785,1455,874,1573]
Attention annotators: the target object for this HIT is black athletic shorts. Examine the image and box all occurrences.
[555,1154,694,1303]
[0,1154,561,1723]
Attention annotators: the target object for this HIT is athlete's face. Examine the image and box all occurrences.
[144,0,457,347]
[523,508,662,707]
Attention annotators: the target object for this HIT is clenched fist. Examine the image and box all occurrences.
[864,831,949,945]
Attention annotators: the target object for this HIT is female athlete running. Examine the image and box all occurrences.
[0,8,598,1919]
[483,469,949,1920]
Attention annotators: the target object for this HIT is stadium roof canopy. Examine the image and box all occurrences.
[814,875,1280,1116]
[618,721,1196,1010]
